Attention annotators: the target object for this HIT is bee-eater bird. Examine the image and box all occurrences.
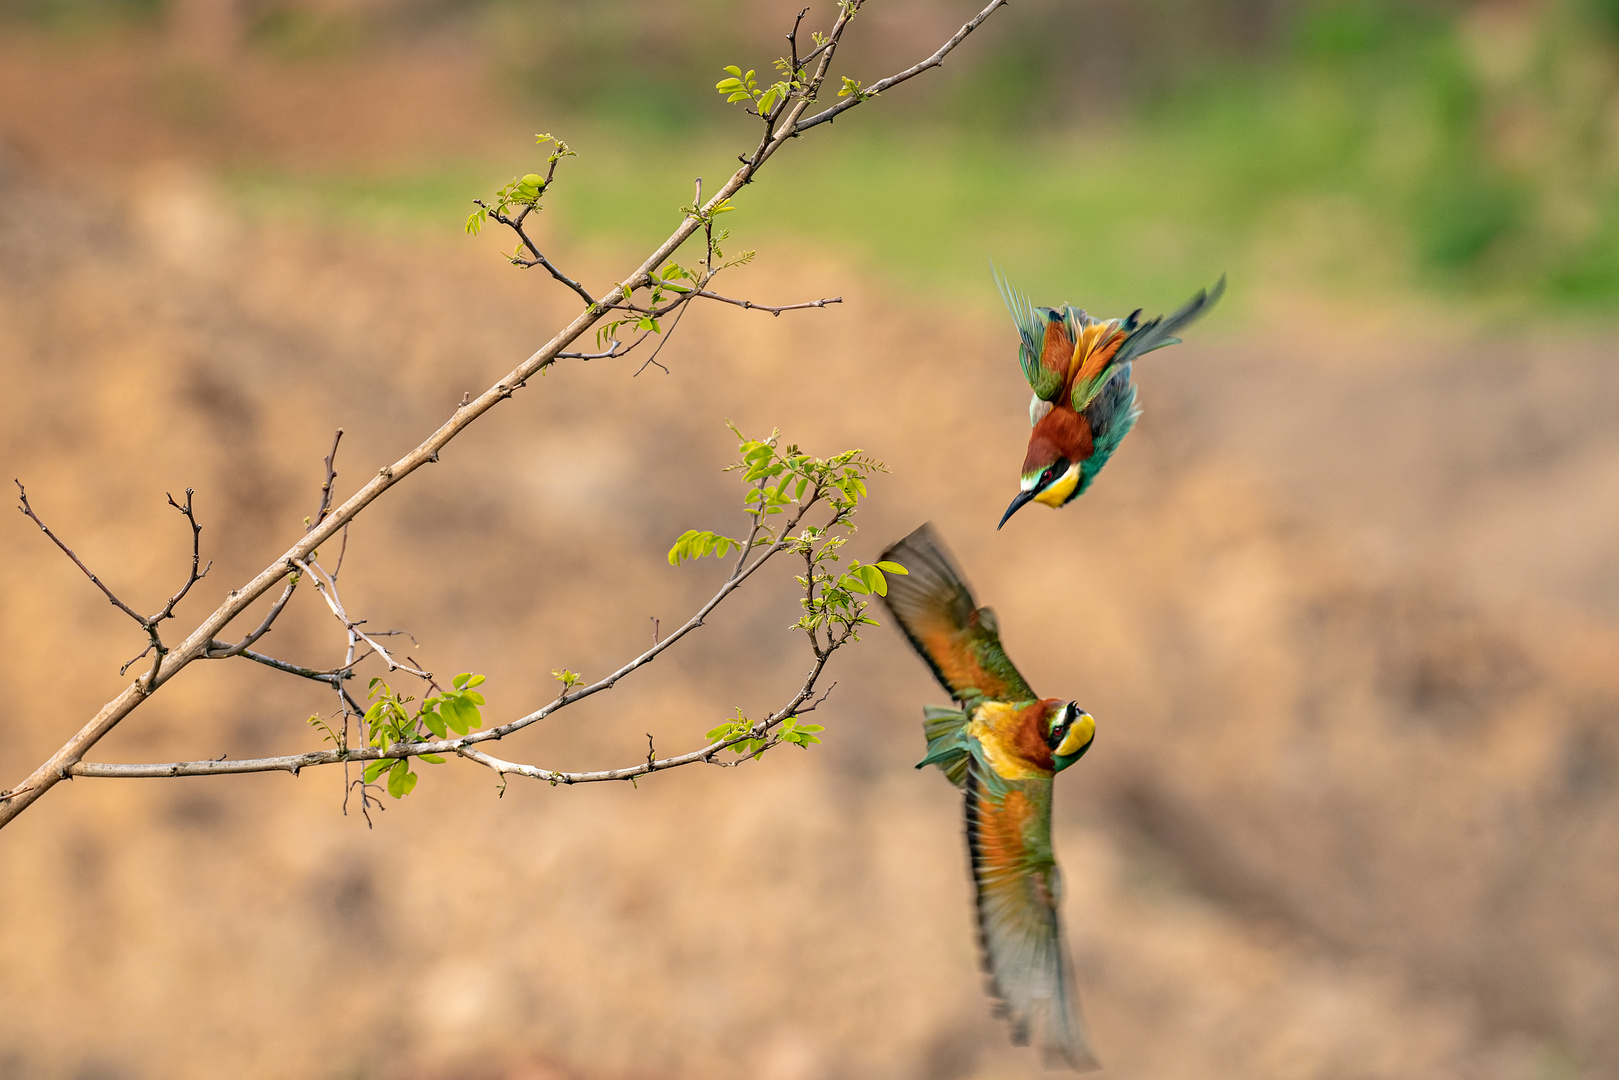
[995,270,1226,529]
[879,523,1101,1071]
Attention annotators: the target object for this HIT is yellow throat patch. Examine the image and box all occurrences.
[1055,711,1095,757]
[1033,462,1081,508]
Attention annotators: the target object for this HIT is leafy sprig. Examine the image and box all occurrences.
[466,134,575,236]
[837,76,872,102]
[705,711,824,760]
[716,65,797,118]
[669,427,894,763]
[360,673,486,798]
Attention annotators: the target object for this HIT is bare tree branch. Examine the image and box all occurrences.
[689,290,843,316]
[0,0,1010,828]
[64,495,827,783]
[794,0,1009,134]
[69,494,854,788]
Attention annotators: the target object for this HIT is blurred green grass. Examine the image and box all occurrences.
[224,0,1619,319]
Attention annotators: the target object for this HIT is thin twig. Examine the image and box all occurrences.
[119,644,154,678]
[207,578,298,658]
[501,211,596,308]
[633,300,691,376]
[294,557,429,679]
[216,644,353,687]
[310,429,344,531]
[786,7,809,75]
[795,0,1009,134]
[14,481,146,625]
[155,490,211,621]
[330,523,351,580]
[690,290,843,316]
[557,342,626,360]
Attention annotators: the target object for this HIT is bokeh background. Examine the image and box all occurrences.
[3,1,1619,1077]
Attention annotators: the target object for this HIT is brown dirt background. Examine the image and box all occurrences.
[2,18,1619,1080]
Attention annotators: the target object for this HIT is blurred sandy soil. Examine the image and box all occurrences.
[2,24,1619,1080]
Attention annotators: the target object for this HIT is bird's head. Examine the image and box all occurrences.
[998,448,1080,529]
[1046,701,1095,773]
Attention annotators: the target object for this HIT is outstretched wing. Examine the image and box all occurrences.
[1069,275,1226,413]
[995,264,1067,402]
[966,762,1100,1071]
[880,523,1036,705]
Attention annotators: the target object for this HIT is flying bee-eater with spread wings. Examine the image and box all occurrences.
[995,269,1225,528]
[879,523,1101,1071]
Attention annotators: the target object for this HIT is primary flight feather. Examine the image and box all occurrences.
[880,523,1101,1071]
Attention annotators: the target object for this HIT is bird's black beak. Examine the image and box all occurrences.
[998,488,1035,530]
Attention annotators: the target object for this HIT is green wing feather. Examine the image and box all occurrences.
[994,264,1065,402]
[880,523,1038,706]
[918,704,972,788]
[1113,273,1225,367]
[965,759,1100,1070]
[1068,275,1226,414]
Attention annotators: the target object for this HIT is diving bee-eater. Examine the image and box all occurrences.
[995,270,1226,528]
[879,523,1101,1071]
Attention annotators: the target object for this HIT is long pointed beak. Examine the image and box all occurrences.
[998,488,1036,530]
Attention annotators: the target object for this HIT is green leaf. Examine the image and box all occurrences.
[363,759,390,784]
[419,753,447,765]
[668,529,698,565]
[724,64,742,77]
[716,78,743,92]
[421,708,447,739]
[874,561,908,575]
[386,759,415,798]
[443,698,471,736]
